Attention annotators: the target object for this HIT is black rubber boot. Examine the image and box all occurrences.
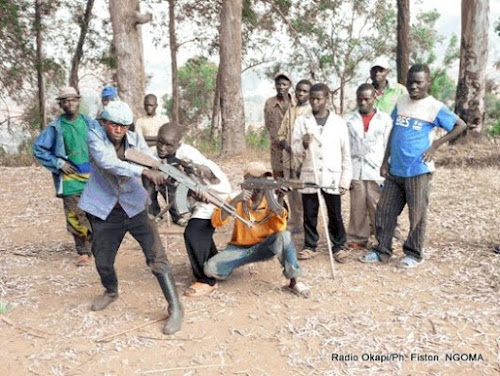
[155,269,184,334]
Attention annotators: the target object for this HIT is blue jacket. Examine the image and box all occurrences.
[32,114,99,197]
[78,126,152,220]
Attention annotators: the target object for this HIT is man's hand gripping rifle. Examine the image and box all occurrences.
[125,149,253,228]
[240,178,336,216]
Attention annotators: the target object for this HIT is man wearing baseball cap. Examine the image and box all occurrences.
[100,85,118,107]
[78,101,184,334]
[369,57,407,114]
[33,86,99,267]
[204,161,310,298]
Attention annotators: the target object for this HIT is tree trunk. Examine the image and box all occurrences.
[70,0,95,90]
[219,0,246,156]
[210,67,221,141]
[108,0,151,118]
[339,76,345,115]
[168,0,180,124]
[455,0,489,134]
[35,0,46,129]
[396,0,410,85]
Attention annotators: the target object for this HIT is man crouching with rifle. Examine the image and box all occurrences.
[78,101,183,334]
[203,162,310,298]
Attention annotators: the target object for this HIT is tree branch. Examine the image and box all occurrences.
[134,11,152,25]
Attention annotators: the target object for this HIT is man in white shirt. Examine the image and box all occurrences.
[156,123,231,297]
[135,94,172,220]
[345,83,392,250]
[135,94,170,147]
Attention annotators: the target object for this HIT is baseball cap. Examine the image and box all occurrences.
[101,86,118,99]
[371,57,391,70]
[244,162,273,178]
[56,87,80,100]
[101,101,133,125]
[274,71,292,83]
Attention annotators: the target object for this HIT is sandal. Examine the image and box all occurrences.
[333,248,349,263]
[184,282,218,297]
[359,251,381,264]
[287,282,310,298]
[399,256,423,269]
[494,245,500,254]
[297,248,318,260]
[76,254,92,267]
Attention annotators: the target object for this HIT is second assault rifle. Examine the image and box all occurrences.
[240,178,335,192]
[125,148,253,228]
[240,178,336,216]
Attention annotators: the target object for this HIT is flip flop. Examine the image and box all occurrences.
[359,251,382,264]
[287,282,310,298]
[184,282,218,297]
[399,256,423,269]
[297,248,318,260]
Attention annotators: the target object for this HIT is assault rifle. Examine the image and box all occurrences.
[240,178,335,192]
[125,148,253,228]
[240,178,336,216]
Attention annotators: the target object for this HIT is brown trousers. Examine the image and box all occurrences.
[347,180,381,245]
[283,167,303,230]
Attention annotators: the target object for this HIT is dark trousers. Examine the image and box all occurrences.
[374,173,432,261]
[302,191,346,252]
[183,218,217,286]
[89,208,160,295]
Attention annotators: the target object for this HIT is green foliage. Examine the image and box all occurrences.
[487,122,500,139]
[246,127,269,149]
[0,301,9,314]
[410,10,443,65]
[485,93,500,138]
[429,70,455,104]
[275,0,396,112]
[410,11,459,104]
[164,56,217,125]
[182,127,221,156]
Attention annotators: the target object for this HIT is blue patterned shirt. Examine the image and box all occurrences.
[390,95,458,177]
[78,126,152,220]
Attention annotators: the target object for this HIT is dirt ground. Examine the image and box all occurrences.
[0,152,499,376]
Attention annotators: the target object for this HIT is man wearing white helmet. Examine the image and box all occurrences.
[79,101,183,335]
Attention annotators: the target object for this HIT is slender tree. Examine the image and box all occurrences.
[70,0,96,90]
[35,0,46,129]
[396,0,410,85]
[455,0,489,134]
[219,0,246,155]
[108,0,151,117]
[168,0,180,124]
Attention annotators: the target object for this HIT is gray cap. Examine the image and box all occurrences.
[56,86,80,100]
[274,71,292,83]
[101,101,133,125]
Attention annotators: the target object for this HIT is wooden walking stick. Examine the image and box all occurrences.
[306,133,336,279]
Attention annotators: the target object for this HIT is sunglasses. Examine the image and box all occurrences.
[106,122,129,130]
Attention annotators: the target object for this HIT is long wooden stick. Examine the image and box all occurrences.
[308,144,336,279]
[1,316,49,338]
